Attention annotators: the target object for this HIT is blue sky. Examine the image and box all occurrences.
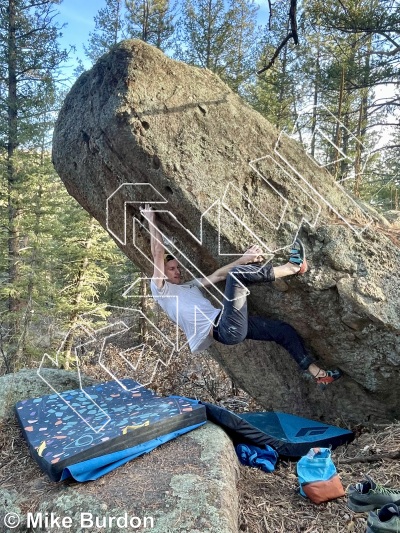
[56,0,270,77]
[57,0,100,72]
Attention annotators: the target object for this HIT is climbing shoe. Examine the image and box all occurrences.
[348,475,400,513]
[289,239,308,274]
[366,503,400,533]
[314,368,342,386]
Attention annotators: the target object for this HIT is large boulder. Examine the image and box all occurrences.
[52,39,400,424]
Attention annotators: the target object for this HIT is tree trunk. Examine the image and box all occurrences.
[7,0,19,313]
[205,0,212,69]
[138,275,148,343]
[62,218,96,369]
[310,38,321,159]
[114,0,122,45]
[14,181,43,362]
[333,66,345,179]
[354,36,372,198]
[276,17,290,131]
[16,140,47,361]
[5,0,22,369]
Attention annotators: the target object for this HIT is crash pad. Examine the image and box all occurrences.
[202,403,354,458]
[15,378,206,481]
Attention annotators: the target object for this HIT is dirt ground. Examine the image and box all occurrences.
[2,349,400,533]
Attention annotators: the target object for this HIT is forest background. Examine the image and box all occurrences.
[1,0,399,376]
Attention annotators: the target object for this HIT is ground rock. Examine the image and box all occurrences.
[0,489,22,533]
[52,40,400,424]
[0,368,96,420]
[25,423,239,533]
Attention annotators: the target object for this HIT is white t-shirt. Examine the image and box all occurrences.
[150,278,221,353]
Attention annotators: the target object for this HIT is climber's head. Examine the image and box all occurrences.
[164,254,181,284]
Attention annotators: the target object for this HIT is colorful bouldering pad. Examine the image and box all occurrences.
[15,379,206,481]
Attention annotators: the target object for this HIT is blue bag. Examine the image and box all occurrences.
[297,447,345,503]
[236,443,278,473]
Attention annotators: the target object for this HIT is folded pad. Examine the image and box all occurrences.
[15,378,206,481]
[202,403,354,458]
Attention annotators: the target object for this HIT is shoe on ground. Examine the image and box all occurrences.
[366,503,400,532]
[348,475,400,513]
[289,238,308,274]
[315,369,342,386]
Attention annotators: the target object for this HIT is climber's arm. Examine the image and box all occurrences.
[200,245,264,287]
[140,204,165,289]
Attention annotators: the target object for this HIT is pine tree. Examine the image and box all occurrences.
[124,0,175,50]
[302,0,396,193]
[218,0,259,93]
[176,0,258,93]
[0,0,67,369]
[0,144,138,373]
[84,0,125,64]
[363,129,400,211]
[176,0,230,74]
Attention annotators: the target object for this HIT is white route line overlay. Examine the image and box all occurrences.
[38,119,375,416]
[37,306,175,432]
[290,103,371,180]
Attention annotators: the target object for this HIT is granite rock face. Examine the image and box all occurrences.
[52,39,400,424]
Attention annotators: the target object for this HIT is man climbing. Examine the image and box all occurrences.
[140,204,342,386]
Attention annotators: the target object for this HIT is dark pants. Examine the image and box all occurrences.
[212,263,315,371]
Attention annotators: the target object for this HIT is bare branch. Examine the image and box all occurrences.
[268,0,273,30]
[323,24,400,55]
[370,144,400,154]
[289,0,298,45]
[258,0,299,74]
[339,450,400,464]
[380,31,400,50]
[257,33,295,74]
[336,0,350,16]
[367,45,400,57]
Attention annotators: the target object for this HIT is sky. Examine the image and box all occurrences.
[56,0,270,78]
[57,0,100,73]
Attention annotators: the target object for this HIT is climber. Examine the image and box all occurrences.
[140,204,342,386]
